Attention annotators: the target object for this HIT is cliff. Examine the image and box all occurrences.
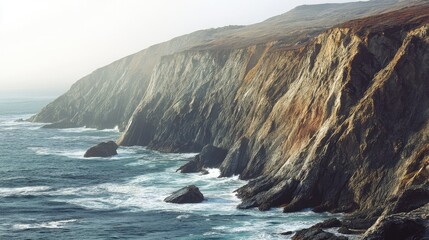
[118,3,429,237]
[30,0,423,130]
[33,0,429,237]
[29,27,243,130]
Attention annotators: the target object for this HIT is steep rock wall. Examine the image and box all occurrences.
[119,5,429,217]
[30,0,424,130]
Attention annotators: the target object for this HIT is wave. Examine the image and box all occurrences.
[54,167,247,215]
[59,126,120,133]
[28,147,86,159]
[0,186,51,197]
[12,219,77,230]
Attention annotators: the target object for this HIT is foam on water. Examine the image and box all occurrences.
[12,219,77,230]
[0,186,51,197]
[28,147,87,159]
[1,111,334,239]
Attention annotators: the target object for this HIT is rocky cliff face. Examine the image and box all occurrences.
[119,3,429,232]
[30,0,423,130]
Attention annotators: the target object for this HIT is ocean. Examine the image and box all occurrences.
[0,97,334,240]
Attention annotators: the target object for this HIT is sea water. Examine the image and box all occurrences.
[0,97,335,240]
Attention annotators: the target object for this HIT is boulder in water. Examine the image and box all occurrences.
[84,141,118,158]
[164,185,204,204]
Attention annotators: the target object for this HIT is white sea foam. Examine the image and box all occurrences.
[0,186,51,197]
[100,126,120,132]
[12,219,77,230]
[28,147,87,159]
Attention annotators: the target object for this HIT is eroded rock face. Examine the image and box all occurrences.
[117,3,429,225]
[164,185,204,204]
[84,141,118,158]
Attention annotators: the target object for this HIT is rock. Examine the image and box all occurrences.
[219,138,249,177]
[391,187,429,214]
[164,185,204,204]
[84,141,118,158]
[280,231,293,235]
[200,169,209,175]
[314,218,342,229]
[363,204,429,240]
[15,118,25,122]
[341,218,377,230]
[42,119,78,129]
[337,227,353,234]
[292,227,348,240]
[177,145,227,173]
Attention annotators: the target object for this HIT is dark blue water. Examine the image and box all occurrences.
[0,97,333,240]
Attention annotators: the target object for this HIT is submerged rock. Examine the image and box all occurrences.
[84,141,118,158]
[42,119,78,129]
[164,185,204,204]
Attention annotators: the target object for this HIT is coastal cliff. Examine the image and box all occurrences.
[30,0,421,130]
[118,4,429,236]
[32,0,429,237]
[28,27,242,130]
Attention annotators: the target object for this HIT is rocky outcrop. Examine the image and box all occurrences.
[314,218,342,229]
[164,185,204,204]
[84,141,118,158]
[42,119,78,129]
[177,144,227,173]
[363,204,429,239]
[292,227,348,240]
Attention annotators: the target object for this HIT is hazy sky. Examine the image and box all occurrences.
[0,0,358,96]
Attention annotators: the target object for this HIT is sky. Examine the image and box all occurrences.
[0,0,358,97]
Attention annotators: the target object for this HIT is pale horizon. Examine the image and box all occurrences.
[0,0,359,97]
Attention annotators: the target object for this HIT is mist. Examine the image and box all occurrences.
[0,0,358,96]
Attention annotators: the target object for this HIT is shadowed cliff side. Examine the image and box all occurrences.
[118,4,429,235]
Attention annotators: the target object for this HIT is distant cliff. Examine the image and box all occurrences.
[29,27,243,130]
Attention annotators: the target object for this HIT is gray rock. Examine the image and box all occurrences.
[84,141,118,158]
[292,227,348,240]
[314,218,342,229]
[363,204,429,240]
[164,185,204,204]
